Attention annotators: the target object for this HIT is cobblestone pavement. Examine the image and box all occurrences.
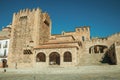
[0,65,120,80]
[0,72,120,80]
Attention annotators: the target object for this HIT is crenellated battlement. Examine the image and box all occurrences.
[90,38,108,43]
[108,32,120,38]
[75,26,90,33]
[13,8,42,17]
[11,8,49,26]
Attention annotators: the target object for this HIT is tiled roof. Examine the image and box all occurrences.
[34,44,78,49]
[45,40,77,44]
[47,35,76,44]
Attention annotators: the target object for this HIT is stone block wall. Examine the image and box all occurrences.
[8,8,51,68]
[62,26,90,42]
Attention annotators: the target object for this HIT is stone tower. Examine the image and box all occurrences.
[8,8,51,68]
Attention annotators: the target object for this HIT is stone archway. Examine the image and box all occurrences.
[49,52,60,65]
[36,52,46,62]
[89,45,108,54]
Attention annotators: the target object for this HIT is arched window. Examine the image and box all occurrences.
[64,51,72,62]
[49,52,60,65]
[36,52,46,62]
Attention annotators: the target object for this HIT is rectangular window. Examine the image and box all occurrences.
[19,16,27,20]
[82,36,85,41]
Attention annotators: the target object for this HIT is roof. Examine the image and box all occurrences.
[34,44,78,49]
[48,35,76,44]
[51,34,75,37]
[0,36,9,40]
[45,41,78,44]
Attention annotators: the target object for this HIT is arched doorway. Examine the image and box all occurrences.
[64,51,72,62]
[49,52,60,65]
[2,59,7,68]
[36,52,46,62]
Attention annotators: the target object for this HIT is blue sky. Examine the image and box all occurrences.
[0,0,120,37]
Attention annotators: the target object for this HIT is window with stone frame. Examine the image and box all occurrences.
[36,52,46,62]
[64,51,72,62]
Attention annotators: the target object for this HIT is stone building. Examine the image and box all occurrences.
[0,25,11,68]
[6,8,120,69]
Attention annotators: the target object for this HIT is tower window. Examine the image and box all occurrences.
[19,16,27,20]
[82,36,85,41]
[77,29,80,32]
[19,16,27,25]
[44,20,49,26]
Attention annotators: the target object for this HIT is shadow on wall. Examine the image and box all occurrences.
[100,51,117,65]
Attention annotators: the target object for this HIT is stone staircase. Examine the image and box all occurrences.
[79,42,109,66]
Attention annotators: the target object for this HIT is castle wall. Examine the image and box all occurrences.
[78,38,109,65]
[63,27,90,41]
[78,33,120,65]
[5,7,120,68]
[107,33,120,46]
[50,35,75,42]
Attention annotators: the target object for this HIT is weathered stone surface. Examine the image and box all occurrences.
[8,8,51,68]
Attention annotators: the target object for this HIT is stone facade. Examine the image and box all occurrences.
[8,8,51,68]
[5,8,120,68]
[0,25,11,68]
